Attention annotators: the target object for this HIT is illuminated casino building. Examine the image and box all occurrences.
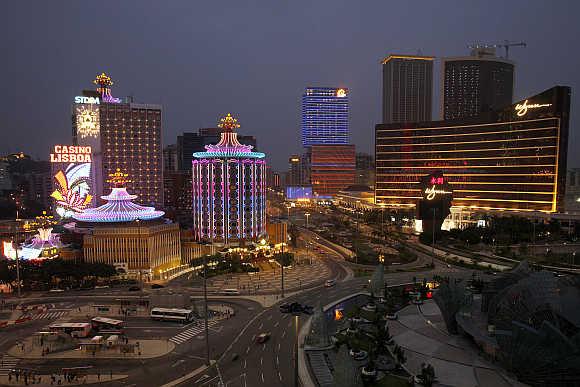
[50,145,93,218]
[3,212,65,261]
[73,73,163,208]
[309,145,355,197]
[301,87,349,146]
[375,86,571,215]
[192,114,266,245]
[71,169,181,280]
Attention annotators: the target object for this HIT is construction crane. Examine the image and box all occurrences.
[496,40,526,59]
[468,40,526,59]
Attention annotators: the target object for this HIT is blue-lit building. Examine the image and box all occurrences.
[301,87,349,146]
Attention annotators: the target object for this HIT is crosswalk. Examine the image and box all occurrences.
[169,320,220,345]
[31,310,69,320]
[0,355,19,375]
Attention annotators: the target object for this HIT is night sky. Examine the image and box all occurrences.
[1,1,579,170]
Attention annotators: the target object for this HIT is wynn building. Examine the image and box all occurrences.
[375,86,571,214]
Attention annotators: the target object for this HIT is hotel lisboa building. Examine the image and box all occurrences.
[375,86,571,226]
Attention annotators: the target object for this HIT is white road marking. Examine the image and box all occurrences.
[260,357,263,365]
[276,356,279,365]
[282,331,286,338]
[278,371,283,381]
[169,320,220,345]
[261,372,264,383]
[258,323,263,329]
[246,346,250,354]
[274,321,279,327]
[262,344,266,351]
[267,314,272,320]
[277,343,281,351]
[243,360,247,369]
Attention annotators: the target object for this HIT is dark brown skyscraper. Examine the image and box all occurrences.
[382,54,434,124]
[441,47,514,120]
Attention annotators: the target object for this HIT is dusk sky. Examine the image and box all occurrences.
[1,1,579,170]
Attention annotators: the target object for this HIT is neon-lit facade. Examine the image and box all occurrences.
[50,145,93,218]
[375,86,571,213]
[73,169,164,223]
[301,87,349,146]
[3,213,65,261]
[192,114,266,244]
[73,73,163,208]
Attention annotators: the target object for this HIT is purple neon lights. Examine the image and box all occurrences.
[192,130,266,242]
[73,187,164,223]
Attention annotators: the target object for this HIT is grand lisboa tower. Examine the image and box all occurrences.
[192,114,267,245]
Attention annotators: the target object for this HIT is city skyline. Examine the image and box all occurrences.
[1,1,579,172]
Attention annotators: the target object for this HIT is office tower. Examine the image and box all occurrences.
[73,73,163,208]
[177,128,257,172]
[355,152,375,188]
[163,144,178,172]
[301,87,349,146]
[288,155,305,186]
[192,114,266,244]
[442,47,515,120]
[375,86,570,214]
[309,144,355,197]
[382,55,434,124]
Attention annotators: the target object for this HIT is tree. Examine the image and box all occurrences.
[418,363,436,387]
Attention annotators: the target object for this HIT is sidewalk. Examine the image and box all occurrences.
[9,338,175,360]
[0,373,127,386]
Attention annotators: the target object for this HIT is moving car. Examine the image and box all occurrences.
[256,332,271,344]
[349,349,368,361]
[386,312,398,320]
[151,284,165,289]
[222,289,240,295]
[279,302,314,315]
[324,279,336,287]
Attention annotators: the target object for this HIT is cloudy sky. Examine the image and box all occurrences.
[1,1,578,170]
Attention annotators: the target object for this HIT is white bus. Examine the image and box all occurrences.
[49,323,92,338]
[150,307,195,322]
[221,288,240,295]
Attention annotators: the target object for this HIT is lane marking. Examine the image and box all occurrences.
[246,346,250,354]
[282,330,286,339]
[260,357,263,366]
[261,373,264,383]
[274,322,279,327]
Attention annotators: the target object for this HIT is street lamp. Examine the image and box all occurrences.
[203,254,210,366]
[286,205,291,220]
[304,212,310,228]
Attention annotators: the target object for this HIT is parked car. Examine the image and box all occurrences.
[279,302,312,314]
[349,349,368,361]
[151,284,165,289]
[256,332,271,344]
[128,286,141,291]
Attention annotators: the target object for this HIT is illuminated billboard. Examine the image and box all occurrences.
[286,186,313,200]
[75,103,100,139]
[50,145,93,218]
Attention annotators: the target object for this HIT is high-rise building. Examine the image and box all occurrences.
[163,170,192,226]
[355,152,375,188]
[441,47,514,120]
[301,87,349,146]
[310,144,355,197]
[382,55,434,124]
[375,86,571,214]
[163,144,178,172]
[288,155,306,186]
[192,114,266,244]
[73,73,163,208]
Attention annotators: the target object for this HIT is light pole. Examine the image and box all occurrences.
[286,205,291,220]
[280,239,285,299]
[203,254,210,366]
[305,212,311,265]
[431,208,436,266]
[294,314,299,387]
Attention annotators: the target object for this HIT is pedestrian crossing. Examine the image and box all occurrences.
[169,320,220,345]
[0,355,19,375]
[31,310,69,320]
